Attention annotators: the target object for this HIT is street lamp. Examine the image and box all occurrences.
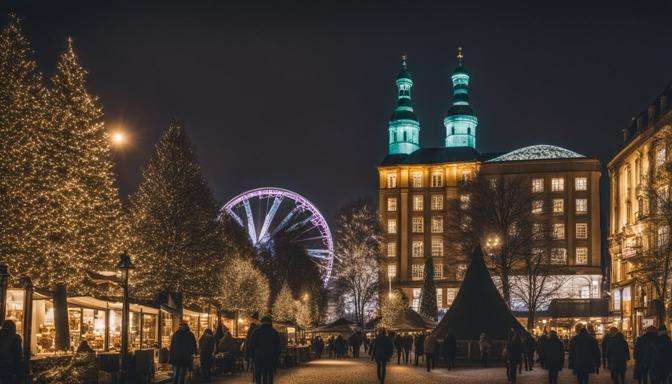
[0,264,9,323]
[117,252,134,381]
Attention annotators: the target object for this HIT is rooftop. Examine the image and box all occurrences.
[380,146,501,166]
[486,144,585,163]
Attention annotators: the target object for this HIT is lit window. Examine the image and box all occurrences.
[436,288,443,308]
[460,194,470,209]
[387,173,397,188]
[387,219,397,234]
[412,172,423,188]
[576,223,588,239]
[553,198,564,214]
[413,195,424,211]
[657,146,666,166]
[456,264,467,280]
[446,288,458,306]
[575,177,588,191]
[434,263,444,279]
[531,178,544,193]
[461,171,470,182]
[552,223,565,240]
[387,242,396,258]
[580,286,590,299]
[431,237,443,256]
[412,264,424,280]
[576,198,588,214]
[387,264,397,279]
[431,172,444,187]
[412,288,421,311]
[612,289,621,310]
[412,240,424,258]
[532,200,543,214]
[533,223,544,239]
[412,217,424,233]
[431,195,444,210]
[489,178,498,190]
[431,216,443,233]
[387,198,397,212]
[532,248,544,261]
[550,248,567,265]
[575,247,588,265]
[551,177,564,192]
[658,225,669,248]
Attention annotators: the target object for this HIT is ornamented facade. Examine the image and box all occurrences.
[378,50,602,327]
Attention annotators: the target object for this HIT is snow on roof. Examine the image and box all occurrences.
[486,144,585,162]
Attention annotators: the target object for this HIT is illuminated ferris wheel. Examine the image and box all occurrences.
[220,187,334,286]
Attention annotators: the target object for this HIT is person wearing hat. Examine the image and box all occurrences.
[246,316,281,384]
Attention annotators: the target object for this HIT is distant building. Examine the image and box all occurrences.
[607,83,672,338]
[378,50,602,332]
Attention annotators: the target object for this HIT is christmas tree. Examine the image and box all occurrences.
[0,15,57,286]
[419,257,438,321]
[48,38,125,291]
[272,282,297,323]
[129,120,224,301]
[219,256,269,316]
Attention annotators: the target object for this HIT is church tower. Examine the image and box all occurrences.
[388,54,420,155]
[444,47,478,149]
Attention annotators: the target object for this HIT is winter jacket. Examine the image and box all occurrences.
[394,334,403,351]
[169,327,197,367]
[537,333,549,362]
[543,335,565,372]
[606,333,629,372]
[0,326,23,377]
[334,336,347,356]
[506,337,524,365]
[424,334,438,355]
[524,336,537,356]
[198,332,216,365]
[568,329,600,374]
[414,334,426,355]
[649,333,672,380]
[402,335,413,351]
[600,333,612,360]
[371,334,394,362]
[247,322,282,369]
[634,331,657,371]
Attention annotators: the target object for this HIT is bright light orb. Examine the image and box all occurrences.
[111,131,126,145]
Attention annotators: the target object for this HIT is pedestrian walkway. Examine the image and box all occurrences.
[215,357,624,383]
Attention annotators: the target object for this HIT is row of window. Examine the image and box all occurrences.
[531,177,588,193]
[387,195,446,212]
[410,288,458,311]
[532,198,588,215]
[386,263,468,281]
[385,171,471,189]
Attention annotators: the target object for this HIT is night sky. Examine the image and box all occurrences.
[3,1,672,225]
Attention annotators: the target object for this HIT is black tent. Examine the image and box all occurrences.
[433,246,526,340]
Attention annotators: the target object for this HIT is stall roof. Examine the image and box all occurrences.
[311,317,360,334]
[68,296,160,315]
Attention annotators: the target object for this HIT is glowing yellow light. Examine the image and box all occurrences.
[111,131,126,145]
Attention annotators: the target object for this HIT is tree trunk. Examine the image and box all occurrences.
[500,274,511,308]
[526,311,535,331]
[53,283,70,351]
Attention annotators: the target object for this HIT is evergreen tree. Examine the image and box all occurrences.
[419,257,437,321]
[380,289,408,329]
[129,120,224,301]
[272,282,296,323]
[0,15,58,286]
[219,257,269,316]
[48,38,125,291]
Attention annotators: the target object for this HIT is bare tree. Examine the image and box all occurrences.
[448,174,534,307]
[333,199,382,326]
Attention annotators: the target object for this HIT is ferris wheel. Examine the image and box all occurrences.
[220,187,335,286]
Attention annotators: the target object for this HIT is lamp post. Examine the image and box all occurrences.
[117,252,134,381]
[20,276,33,383]
[0,264,9,323]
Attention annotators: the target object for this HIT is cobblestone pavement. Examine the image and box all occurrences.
[217,357,627,383]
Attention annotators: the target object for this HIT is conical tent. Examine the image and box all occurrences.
[433,246,526,340]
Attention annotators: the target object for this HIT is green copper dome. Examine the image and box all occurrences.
[445,47,478,149]
[388,54,420,155]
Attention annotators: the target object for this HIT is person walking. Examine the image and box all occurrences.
[334,335,347,359]
[0,320,24,384]
[244,322,258,373]
[569,324,601,384]
[524,334,537,371]
[601,327,616,371]
[363,334,370,355]
[247,316,281,384]
[506,333,524,383]
[198,329,216,382]
[424,332,438,372]
[393,332,403,364]
[352,331,363,358]
[312,336,324,359]
[634,326,658,384]
[414,332,426,366]
[443,333,457,370]
[606,331,629,384]
[402,334,413,365]
[170,321,198,384]
[371,328,394,384]
[479,332,492,368]
[543,331,565,384]
[650,325,672,384]
[538,329,549,369]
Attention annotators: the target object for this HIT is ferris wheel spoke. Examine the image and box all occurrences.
[269,205,301,238]
[243,199,258,245]
[227,209,244,227]
[287,215,313,233]
[258,196,283,244]
[307,249,332,260]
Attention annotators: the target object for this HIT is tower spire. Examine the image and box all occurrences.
[444,46,478,149]
[388,54,420,155]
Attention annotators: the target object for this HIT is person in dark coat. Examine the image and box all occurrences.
[349,331,363,358]
[334,335,347,359]
[569,325,601,384]
[424,332,439,372]
[312,336,324,359]
[414,332,425,366]
[393,333,403,364]
[650,325,672,384]
[523,334,537,371]
[244,322,258,372]
[442,333,457,370]
[606,331,629,384]
[0,320,24,384]
[198,329,216,382]
[402,334,413,365]
[601,327,616,370]
[363,334,370,355]
[543,331,565,384]
[538,329,549,369]
[506,333,524,384]
[170,322,198,384]
[247,316,281,384]
[371,329,394,384]
[479,332,492,368]
[634,326,658,384]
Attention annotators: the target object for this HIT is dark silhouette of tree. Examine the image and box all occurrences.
[419,257,438,320]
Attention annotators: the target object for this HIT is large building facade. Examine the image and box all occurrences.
[607,83,672,338]
[378,51,603,329]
